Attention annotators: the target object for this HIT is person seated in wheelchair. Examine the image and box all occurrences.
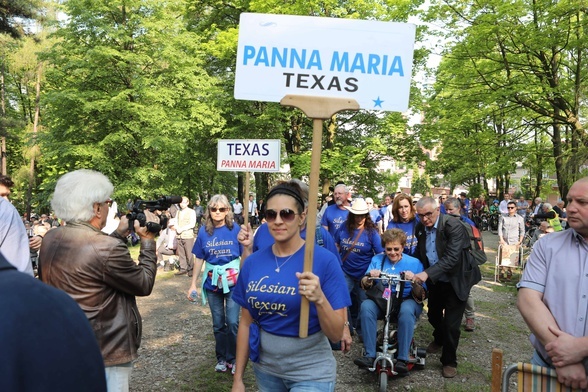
[354,229,427,375]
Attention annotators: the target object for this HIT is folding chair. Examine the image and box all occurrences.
[494,244,524,283]
[491,348,585,392]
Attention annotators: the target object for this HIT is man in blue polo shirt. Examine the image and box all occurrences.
[321,183,351,237]
[517,177,588,390]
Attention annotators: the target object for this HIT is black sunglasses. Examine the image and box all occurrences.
[210,207,228,213]
[386,247,402,252]
[266,208,298,222]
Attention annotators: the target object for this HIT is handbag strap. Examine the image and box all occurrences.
[342,227,365,263]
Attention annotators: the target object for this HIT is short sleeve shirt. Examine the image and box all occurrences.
[334,226,384,279]
[321,204,349,237]
[232,245,351,337]
[192,224,242,291]
[518,229,588,361]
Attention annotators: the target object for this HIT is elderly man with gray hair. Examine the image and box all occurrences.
[413,196,481,378]
[532,202,563,232]
[39,169,157,392]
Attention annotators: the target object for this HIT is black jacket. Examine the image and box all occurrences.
[415,213,480,301]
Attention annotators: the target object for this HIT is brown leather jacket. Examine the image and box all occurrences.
[39,222,157,366]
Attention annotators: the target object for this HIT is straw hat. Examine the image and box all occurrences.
[344,198,369,215]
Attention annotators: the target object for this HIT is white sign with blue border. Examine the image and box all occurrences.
[234,13,416,112]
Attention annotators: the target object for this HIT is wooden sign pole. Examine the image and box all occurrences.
[243,171,250,227]
[280,95,359,337]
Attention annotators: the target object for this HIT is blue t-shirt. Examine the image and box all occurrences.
[253,223,341,263]
[232,245,351,337]
[334,226,384,279]
[192,224,242,291]
[386,219,418,256]
[321,204,349,237]
[369,209,381,224]
[365,253,425,298]
[379,205,388,218]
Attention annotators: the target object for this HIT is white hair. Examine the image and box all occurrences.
[334,183,350,194]
[51,169,113,222]
[415,196,438,209]
[542,202,552,210]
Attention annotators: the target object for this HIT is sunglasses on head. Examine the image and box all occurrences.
[386,247,402,252]
[210,207,228,213]
[265,208,298,222]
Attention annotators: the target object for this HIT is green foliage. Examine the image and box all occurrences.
[0,0,41,38]
[424,0,588,198]
[39,0,226,203]
[468,183,484,199]
[411,170,430,196]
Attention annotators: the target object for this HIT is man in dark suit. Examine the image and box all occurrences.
[0,253,106,391]
[413,197,480,379]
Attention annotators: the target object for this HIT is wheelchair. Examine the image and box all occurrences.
[361,272,426,392]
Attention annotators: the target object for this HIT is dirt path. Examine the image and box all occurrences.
[131,231,532,391]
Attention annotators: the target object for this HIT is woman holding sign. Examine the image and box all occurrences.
[231,181,350,392]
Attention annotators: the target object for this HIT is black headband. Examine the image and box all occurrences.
[266,186,305,210]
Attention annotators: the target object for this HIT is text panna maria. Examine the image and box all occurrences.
[242,46,406,92]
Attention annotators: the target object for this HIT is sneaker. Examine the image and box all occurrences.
[230,363,236,375]
[215,361,227,372]
[395,360,409,376]
[354,356,375,368]
[465,318,475,332]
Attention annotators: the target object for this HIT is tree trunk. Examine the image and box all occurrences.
[26,63,42,216]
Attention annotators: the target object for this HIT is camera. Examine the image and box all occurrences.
[126,196,182,235]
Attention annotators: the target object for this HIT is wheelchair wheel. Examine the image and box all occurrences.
[378,371,387,392]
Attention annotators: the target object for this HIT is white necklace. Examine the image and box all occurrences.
[274,252,296,273]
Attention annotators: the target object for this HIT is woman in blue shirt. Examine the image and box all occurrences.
[354,229,426,374]
[386,193,419,256]
[334,198,384,334]
[187,194,242,374]
[231,181,350,392]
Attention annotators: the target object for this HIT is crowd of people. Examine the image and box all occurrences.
[1,170,586,391]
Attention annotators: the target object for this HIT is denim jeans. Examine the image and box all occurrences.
[105,362,132,392]
[207,288,240,364]
[531,350,553,368]
[360,298,422,361]
[344,273,367,334]
[254,366,335,392]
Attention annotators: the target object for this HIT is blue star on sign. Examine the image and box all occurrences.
[373,96,384,108]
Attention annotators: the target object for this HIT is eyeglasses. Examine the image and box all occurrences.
[265,208,298,222]
[386,247,402,252]
[507,206,516,209]
[417,211,435,220]
[210,207,228,213]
